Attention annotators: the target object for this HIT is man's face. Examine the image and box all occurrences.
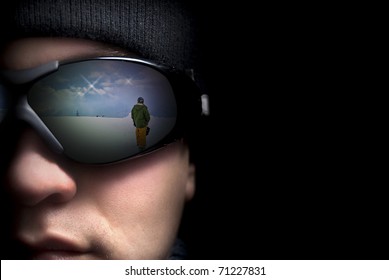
[0,37,195,259]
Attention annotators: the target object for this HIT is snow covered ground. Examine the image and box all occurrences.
[42,114,176,163]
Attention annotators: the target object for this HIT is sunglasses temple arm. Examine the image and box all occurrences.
[16,96,64,154]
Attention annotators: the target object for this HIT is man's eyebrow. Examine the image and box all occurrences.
[93,45,139,58]
[55,43,140,63]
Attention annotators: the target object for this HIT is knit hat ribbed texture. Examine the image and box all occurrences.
[0,0,199,72]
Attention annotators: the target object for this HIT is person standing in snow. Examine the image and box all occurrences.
[131,96,150,150]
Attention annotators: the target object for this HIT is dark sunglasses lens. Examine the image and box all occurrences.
[28,60,177,164]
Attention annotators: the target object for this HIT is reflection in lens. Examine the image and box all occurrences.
[28,59,177,163]
[0,84,8,123]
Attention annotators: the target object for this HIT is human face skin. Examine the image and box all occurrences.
[0,37,196,260]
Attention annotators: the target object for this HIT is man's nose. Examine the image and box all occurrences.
[4,127,77,206]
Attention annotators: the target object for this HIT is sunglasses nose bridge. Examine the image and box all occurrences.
[15,96,64,154]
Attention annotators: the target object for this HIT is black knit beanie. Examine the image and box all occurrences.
[0,0,201,75]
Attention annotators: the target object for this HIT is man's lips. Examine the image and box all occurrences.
[31,250,84,260]
[31,250,90,260]
[17,236,90,260]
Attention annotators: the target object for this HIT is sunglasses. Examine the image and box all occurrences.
[0,57,207,164]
